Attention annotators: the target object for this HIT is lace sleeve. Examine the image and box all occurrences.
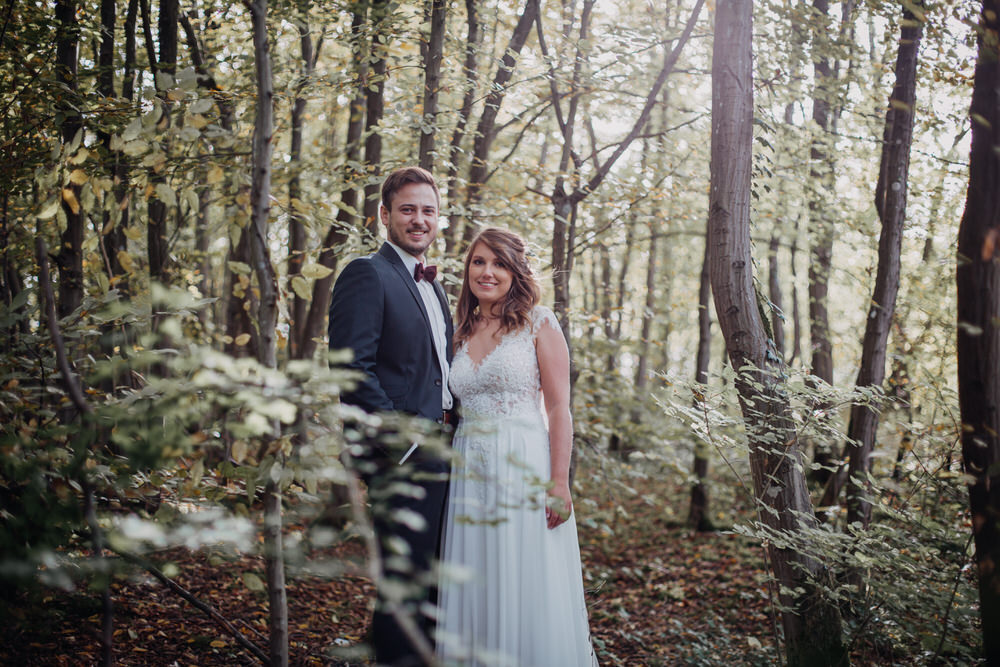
[531,305,561,338]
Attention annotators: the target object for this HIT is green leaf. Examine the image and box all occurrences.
[243,571,265,592]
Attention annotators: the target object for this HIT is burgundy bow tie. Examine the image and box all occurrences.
[414,262,437,282]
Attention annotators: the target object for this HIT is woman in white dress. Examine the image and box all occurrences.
[436,227,598,666]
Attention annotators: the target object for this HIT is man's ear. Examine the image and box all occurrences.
[379,204,389,226]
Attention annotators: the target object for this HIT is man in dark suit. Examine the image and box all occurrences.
[328,166,453,666]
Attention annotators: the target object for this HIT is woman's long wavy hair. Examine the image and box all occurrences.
[454,227,540,346]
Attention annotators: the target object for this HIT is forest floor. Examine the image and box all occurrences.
[4,467,875,666]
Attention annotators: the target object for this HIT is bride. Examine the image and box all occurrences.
[436,227,598,666]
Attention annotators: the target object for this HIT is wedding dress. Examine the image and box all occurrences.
[436,305,598,667]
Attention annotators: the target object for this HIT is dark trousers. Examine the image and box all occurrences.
[359,451,449,667]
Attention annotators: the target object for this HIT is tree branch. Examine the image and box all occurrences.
[112,548,269,664]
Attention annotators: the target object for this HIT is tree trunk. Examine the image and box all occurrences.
[247,1,286,662]
[789,237,802,366]
[295,4,368,362]
[956,3,1000,661]
[709,2,846,664]
[635,225,658,389]
[418,0,447,170]
[287,10,317,358]
[461,0,540,249]
[147,0,178,285]
[54,0,84,319]
[362,0,390,236]
[688,229,712,531]
[542,0,704,339]
[767,233,785,359]
[807,0,837,482]
[843,4,922,529]
[442,0,481,256]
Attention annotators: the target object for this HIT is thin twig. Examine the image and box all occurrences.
[111,548,269,664]
[34,236,91,416]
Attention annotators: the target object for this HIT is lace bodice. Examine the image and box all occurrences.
[449,305,561,418]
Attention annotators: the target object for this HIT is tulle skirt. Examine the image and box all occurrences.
[436,413,598,667]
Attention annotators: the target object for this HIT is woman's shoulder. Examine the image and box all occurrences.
[530,304,560,334]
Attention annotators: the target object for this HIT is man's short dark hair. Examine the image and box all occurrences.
[380,166,440,211]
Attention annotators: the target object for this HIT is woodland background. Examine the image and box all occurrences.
[1,0,999,664]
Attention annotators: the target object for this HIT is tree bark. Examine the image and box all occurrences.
[688,229,712,531]
[709,1,846,663]
[418,0,447,170]
[362,0,390,236]
[54,0,84,319]
[295,4,368,362]
[442,0,481,256]
[247,0,286,663]
[767,233,785,359]
[287,9,318,358]
[843,4,922,529]
[807,0,837,481]
[460,0,540,249]
[146,0,178,285]
[956,2,1000,661]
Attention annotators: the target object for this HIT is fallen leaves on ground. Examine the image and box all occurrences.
[4,473,779,666]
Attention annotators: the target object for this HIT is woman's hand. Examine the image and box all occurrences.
[546,481,573,529]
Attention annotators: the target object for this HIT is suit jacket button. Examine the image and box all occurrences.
[434,379,442,386]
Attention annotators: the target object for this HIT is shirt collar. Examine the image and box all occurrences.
[386,240,423,273]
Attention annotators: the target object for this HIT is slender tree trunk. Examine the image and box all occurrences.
[147,0,178,285]
[247,3,286,661]
[287,10,317,358]
[461,0,540,248]
[789,237,802,366]
[768,233,785,358]
[688,229,712,531]
[296,5,368,362]
[54,0,84,319]
[709,2,846,664]
[543,0,704,339]
[362,0,390,236]
[807,0,837,482]
[635,225,658,388]
[418,0,447,170]
[843,5,922,529]
[442,0,481,256]
[956,3,1000,661]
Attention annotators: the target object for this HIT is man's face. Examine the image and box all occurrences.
[380,182,439,261]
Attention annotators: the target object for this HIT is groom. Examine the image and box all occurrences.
[328,166,453,666]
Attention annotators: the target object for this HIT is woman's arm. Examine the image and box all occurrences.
[536,314,573,529]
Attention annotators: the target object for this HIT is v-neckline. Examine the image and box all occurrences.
[463,333,507,372]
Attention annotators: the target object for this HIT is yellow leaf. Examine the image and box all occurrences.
[61,187,80,214]
[209,640,227,649]
[301,263,334,280]
[37,199,60,220]
[207,164,224,184]
[187,113,209,129]
[117,250,135,273]
[290,275,311,300]
[124,225,143,241]
[68,169,89,185]
[68,148,90,164]
[167,89,186,102]
[234,333,251,346]
[231,440,247,463]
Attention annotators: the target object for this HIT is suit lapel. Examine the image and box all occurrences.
[379,243,436,341]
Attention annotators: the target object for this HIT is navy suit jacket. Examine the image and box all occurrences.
[328,243,453,422]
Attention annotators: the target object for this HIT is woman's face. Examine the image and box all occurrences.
[467,242,513,313]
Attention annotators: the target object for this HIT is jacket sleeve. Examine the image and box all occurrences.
[328,258,393,413]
